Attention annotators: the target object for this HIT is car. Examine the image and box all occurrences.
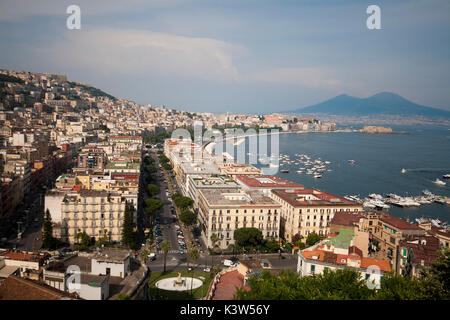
[148,253,156,261]
[203,267,211,273]
[223,259,237,267]
[178,250,184,255]
[174,225,180,229]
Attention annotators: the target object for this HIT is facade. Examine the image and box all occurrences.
[197,189,281,249]
[398,235,440,277]
[367,212,425,272]
[271,189,362,242]
[297,230,391,289]
[60,190,128,244]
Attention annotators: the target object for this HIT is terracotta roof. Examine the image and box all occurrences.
[0,275,79,300]
[301,249,391,272]
[378,213,422,231]
[272,189,360,207]
[330,211,365,227]
[400,236,440,267]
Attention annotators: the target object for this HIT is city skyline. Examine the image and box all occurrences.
[1,0,450,113]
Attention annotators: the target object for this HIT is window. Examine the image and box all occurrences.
[310,265,315,273]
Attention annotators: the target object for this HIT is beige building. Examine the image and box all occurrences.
[367,212,425,272]
[59,190,129,244]
[218,163,262,178]
[271,189,362,242]
[197,189,281,249]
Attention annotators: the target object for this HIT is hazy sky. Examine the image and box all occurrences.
[1,0,449,113]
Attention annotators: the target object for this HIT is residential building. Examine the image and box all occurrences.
[197,189,281,249]
[271,189,362,242]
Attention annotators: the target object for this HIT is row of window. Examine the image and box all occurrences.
[212,209,278,215]
[212,216,277,222]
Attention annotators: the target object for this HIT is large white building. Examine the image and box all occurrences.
[197,189,281,249]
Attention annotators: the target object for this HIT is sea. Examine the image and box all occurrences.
[220,124,450,223]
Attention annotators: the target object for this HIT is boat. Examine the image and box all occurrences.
[401,168,406,174]
[280,169,289,173]
[422,189,433,196]
[314,174,322,178]
[434,179,446,186]
[443,174,450,179]
[348,160,355,164]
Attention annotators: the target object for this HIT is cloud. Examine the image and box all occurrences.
[249,67,343,90]
[44,28,241,81]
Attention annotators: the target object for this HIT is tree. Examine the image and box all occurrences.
[75,232,91,250]
[147,184,160,197]
[306,232,321,247]
[234,228,263,250]
[189,249,200,295]
[419,247,450,299]
[42,209,57,249]
[160,240,171,273]
[173,195,194,210]
[234,268,375,300]
[179,210,196,227]
[146,165,157,174]
[210,233,220,266]
[145,198,163,216]
[263,239,280,253]
[121,202,136,249]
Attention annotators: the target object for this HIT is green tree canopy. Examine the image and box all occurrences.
[145,198,163,215]
[306,232,321,246]
[147,184,160,197]
[179,210,197,227]
[121,202,136,249]
[234,228,263,250]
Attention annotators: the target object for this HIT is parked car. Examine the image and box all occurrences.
[223,259,237,267]
[148,253,156,261]
[203,267,211,273]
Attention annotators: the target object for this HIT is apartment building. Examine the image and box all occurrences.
[59,190,128,244]
[176,161,221,196]
[235,175,304,196]
[197,189,281,249]
[218,163,262,178]
[297,231,391,289]
[367,212,425,272]
[398,235,440,277]
[271,189,362,242]
[186,174,241,209]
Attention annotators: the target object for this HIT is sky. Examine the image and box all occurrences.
[0,0,449,114]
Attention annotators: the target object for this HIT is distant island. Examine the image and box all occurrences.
[359,126,407,134]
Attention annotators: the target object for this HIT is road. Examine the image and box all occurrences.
[14,192,45,251]
[144,148,299,274]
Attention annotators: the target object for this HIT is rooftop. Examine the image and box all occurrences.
[199,189,280,207]
[377,213,423,231]
[272,189,359,207]
[326,229,355,249]
[236,175,304,189]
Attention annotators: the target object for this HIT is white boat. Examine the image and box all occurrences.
[401,168,406,174]
[314,175,322,178]
[348,160,355,164]
[434,179,446,186]
[363,201,376,209]
[443,174,450,179]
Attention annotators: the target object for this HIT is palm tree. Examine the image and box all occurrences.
[189,249,200,295]
[160,240,171,273]
[210,233,219,267]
